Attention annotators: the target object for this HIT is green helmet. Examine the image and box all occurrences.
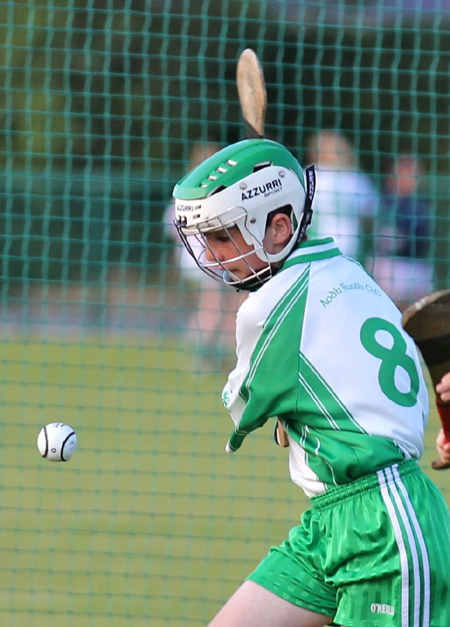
[172,138,312,289]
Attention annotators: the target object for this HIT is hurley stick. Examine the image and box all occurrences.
[402,289,450,469]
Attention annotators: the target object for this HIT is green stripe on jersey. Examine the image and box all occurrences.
[298,352,367,433]
[281,247,341,268]
[280,239,342,270]
[239,268,309,405]
[227,267,310,452]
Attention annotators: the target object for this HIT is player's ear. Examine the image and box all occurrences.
[264,213,292,251]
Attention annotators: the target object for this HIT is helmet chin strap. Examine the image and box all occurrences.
[298,164,316,242]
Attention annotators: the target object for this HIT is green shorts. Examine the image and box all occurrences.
[248,460,450,627]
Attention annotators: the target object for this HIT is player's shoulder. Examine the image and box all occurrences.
[238,281,276,323]
[238,265,306,327]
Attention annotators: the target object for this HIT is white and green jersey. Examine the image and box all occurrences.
[222,238,429,497]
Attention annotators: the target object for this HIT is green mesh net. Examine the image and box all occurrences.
[0,2,448,624]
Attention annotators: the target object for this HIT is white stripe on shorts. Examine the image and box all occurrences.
[377,465,430,627]
[377,468,410,627]
[392,465,431,627]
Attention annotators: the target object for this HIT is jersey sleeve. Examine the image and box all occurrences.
[222,268,310,452]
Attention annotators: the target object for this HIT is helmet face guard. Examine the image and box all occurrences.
[173,139,315,290]
[176,206,274,290]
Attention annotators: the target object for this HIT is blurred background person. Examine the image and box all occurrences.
[306,129,379,269]
[164,141,246,369]
[371,154,434,311]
